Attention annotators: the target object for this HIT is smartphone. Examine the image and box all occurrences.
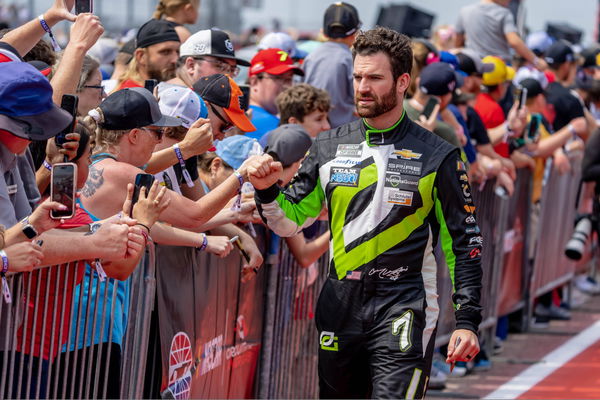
[421,97,440,120]
[50,163,77,219]
[75,0,93,14]
[527,113,541,142]
[130,173,155,217]
[144,79,158,94]
[239,84,250,111]
[56,95,78,147]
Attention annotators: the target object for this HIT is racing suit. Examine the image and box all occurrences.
[255,113,483,399]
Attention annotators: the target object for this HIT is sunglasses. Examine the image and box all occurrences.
[142,127,164,140]
[209,104,234,132]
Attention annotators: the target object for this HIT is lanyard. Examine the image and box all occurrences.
[172,144,194,187]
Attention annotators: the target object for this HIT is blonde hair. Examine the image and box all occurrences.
[114,55,144,93]
[152,0,199,19]
[83,107,130,156]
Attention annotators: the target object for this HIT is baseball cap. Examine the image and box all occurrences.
[180,29,250,66]
[193,74,256,132]
[526,31,553,56]
[0,62,71,141]
[481,56,515,86]
[136,19,180,49]
[544,40,575,66]
[513,66,548,89]
[419,62,463,96]
[215,135,258,169]
[249,48,304,77]
[519,78,545,99]
[264,124,312,167]
[158,85,205,129]
[456,49,494,76]
[27,60,52,77]
[323,2,361,39]
[581,47,600,69]
[98,87,181,130]
[258,32,308,59]
[89,37,119,66]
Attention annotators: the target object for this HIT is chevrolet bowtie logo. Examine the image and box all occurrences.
[395,149,422,160]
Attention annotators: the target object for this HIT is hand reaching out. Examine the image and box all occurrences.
[179,118,214,158]
[131,181,170,228]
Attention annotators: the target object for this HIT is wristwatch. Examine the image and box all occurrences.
[20,216,39,239]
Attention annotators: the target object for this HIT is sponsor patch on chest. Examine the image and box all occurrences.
[387,190,413,206]
[387,158,422,176]
[329,166,360,187]
[335,144,363,158]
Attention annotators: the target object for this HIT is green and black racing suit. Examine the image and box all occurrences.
[255,114,483,399]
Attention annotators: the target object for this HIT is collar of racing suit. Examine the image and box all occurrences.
[362,110,407,147]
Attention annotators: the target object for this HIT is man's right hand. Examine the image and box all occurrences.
[244,155,283,190]
[69,13,104,52]
[90,220,129,261]
[180,118,214,158]
[3,242,44,273]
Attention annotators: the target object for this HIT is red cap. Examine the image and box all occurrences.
[249,48,304,77]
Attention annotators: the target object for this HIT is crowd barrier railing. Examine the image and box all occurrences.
[0,244,155,400]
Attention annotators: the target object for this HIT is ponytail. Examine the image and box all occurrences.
[84,107,128,156]
[152,0,166,19]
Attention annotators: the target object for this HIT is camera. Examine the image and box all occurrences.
[564,216,593,260]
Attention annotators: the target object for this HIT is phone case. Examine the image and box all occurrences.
[50,163,78,219]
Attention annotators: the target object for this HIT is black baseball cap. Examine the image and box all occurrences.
[456,49,494,76]
[419,62,463,96]
[264,124,313,167]
[544,40,575,66]
[98,87,181,130]
[519,78,545,99]
[180,29,250,66]
[581,47,600,69]
[323,2,361,39]
[136,19,180,49]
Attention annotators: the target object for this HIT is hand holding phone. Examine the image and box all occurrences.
[130,174,155,217]
[421,97,440,120]
[50,163,77,219]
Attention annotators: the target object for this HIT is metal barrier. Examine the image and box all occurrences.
[258,230,328,399]
[0,245,155,400]
[529,153,584,306]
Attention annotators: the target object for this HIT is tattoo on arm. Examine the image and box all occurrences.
[81,165,104,198]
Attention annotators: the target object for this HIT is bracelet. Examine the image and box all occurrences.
[198,233,208,251]
[139,229,149,244]
[38,14,61,52]
[43,159,52,171]
[173,144,194,187]
[0,250,8,275]
[136,222,151,233]
[233,170,244,191]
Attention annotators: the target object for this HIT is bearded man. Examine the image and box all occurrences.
[115,19,180,91]
[251,27,483,399]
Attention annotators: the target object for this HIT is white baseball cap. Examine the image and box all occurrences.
[258,32,308,59]
[180,29,250,66]
[157,84,207,129]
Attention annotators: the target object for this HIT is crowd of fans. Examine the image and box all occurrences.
[1,0,600,395]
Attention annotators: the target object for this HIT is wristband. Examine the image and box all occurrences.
[567,123,577,139]
[233,170,244,191]
[43,159,52,171]
[0,250,11,304]
[173,144,194,188]
[198,233,208,251]
[136,222,151,233]
[94,259,107,282]
[38,15,61,52]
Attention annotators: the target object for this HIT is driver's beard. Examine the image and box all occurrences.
[355,83,399,118]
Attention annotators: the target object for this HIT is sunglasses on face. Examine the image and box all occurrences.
[209,104,234,132]
[142,127,164,140]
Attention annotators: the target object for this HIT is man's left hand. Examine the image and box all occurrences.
[446,329,480,364]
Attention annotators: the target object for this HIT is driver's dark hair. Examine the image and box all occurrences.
[352,27,413,81]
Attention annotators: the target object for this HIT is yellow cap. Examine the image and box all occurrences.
[481,56,515,86]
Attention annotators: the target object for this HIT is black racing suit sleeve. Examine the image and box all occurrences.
[255,140,326,237]
[434,151,483,333]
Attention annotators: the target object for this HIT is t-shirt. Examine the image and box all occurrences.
[17,207,89,360]
[466,106,491,146]
[247,105,279,141]
[403,100,461,147]
[0,41,21,62]
[303,41,358,128]
[0,145,32,227]
[474,93,509,157]
[455,2,517,62]
[544,81,585,131]
[115,79,143,91]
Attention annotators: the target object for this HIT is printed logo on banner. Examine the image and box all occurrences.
[200,334,223,376]
[236,315,247,340]
[394,149,422,160]
[166,332,193,400]
[320,331,339,351]
[387,158,422,176]
[387,190,414,206]
[330,167,360,187]
[335,144,363,158]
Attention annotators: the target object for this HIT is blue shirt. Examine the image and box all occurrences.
[247,105,279,141]
[447,104,478,164]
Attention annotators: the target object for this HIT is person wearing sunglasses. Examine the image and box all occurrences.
[166,28,250,88]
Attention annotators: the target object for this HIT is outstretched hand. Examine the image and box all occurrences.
[244,155,283,190]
